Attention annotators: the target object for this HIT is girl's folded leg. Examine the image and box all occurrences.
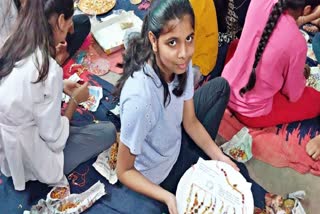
[63,121,116,174]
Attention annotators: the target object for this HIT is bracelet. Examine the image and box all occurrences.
[71,96,78,105]
[301,16,305,25]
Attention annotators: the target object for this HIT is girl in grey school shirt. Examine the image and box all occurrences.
[113,0,240,213]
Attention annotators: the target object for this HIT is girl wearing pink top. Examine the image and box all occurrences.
[222,0,320,159]
[223,0,320,126]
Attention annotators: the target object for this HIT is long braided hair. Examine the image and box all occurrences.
[239,0,320,96]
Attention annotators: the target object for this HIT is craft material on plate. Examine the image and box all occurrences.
[130,0,142,5]
[48,186,70,202]
[87,58,110,76]
[78,0,116,15]
[306,66,320,91]
[176,158,253,214]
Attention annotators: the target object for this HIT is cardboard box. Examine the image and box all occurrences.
[91,11,142,55]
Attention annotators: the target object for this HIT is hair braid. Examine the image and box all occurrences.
[239,0,288,96]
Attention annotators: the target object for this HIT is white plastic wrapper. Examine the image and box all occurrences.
[220,127,253,163]
[28,181,106,214]
[93,142,118,185]
[62,86,103,112]
[79,86,103,112]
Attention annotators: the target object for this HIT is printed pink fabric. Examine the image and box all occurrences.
[218,109,320,176]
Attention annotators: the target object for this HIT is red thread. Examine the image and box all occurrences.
[68,166,90,187]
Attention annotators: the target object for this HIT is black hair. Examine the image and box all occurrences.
[214,0,229,33]
[239,0,320,96]
[13,0,22,11]
[114,0,195,107]
[0,0,74,83]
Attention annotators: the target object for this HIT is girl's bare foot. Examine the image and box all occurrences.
[303,24,319,33]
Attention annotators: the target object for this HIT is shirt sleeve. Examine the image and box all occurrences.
[183,62,195,101]
[120,93,157,156]
[281,49,307,102]
[32,59,69,152]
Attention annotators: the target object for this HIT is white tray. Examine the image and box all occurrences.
[91,11,142,54]
[176,159,254,214]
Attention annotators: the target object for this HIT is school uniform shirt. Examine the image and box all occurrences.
[222,0,307,117]
[0,50,69,191]
[120,63,194,184]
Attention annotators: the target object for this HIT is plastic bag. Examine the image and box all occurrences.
[220,127,253,163]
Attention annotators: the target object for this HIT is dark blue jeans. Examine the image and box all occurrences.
[312,32,320,63]
[66,14,91,58]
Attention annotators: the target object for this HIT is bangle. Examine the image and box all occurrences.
[71,96,78,105]
[301,16,305,25]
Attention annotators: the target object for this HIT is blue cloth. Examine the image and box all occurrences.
[0,159,164,214]
[312,32,320,63]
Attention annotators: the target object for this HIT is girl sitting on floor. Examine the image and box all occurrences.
[0,0,116,191]
[222,0,320,126]
[222,0,320,159]
[113,0,271,213]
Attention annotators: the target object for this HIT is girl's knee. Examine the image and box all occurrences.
[212,77,230,98]
[101,121,117,143]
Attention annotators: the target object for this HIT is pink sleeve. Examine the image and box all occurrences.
[281,49,306,102]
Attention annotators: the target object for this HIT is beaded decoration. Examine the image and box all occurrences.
[216,162,246,214]
[185,184,194,214]
[183,162,248,214]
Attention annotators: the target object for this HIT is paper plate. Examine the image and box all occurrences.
[78,0,116,15]
[176,159,254,214]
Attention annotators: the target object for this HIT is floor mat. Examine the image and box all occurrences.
[0,159,162,213]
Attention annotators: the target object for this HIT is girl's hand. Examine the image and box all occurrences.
[72,82,89,104]
[217,153,239,171]
[63,79,80,96]
[164,192,178,214]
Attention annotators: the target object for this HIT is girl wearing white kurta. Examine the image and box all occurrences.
[0,0,116,191]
